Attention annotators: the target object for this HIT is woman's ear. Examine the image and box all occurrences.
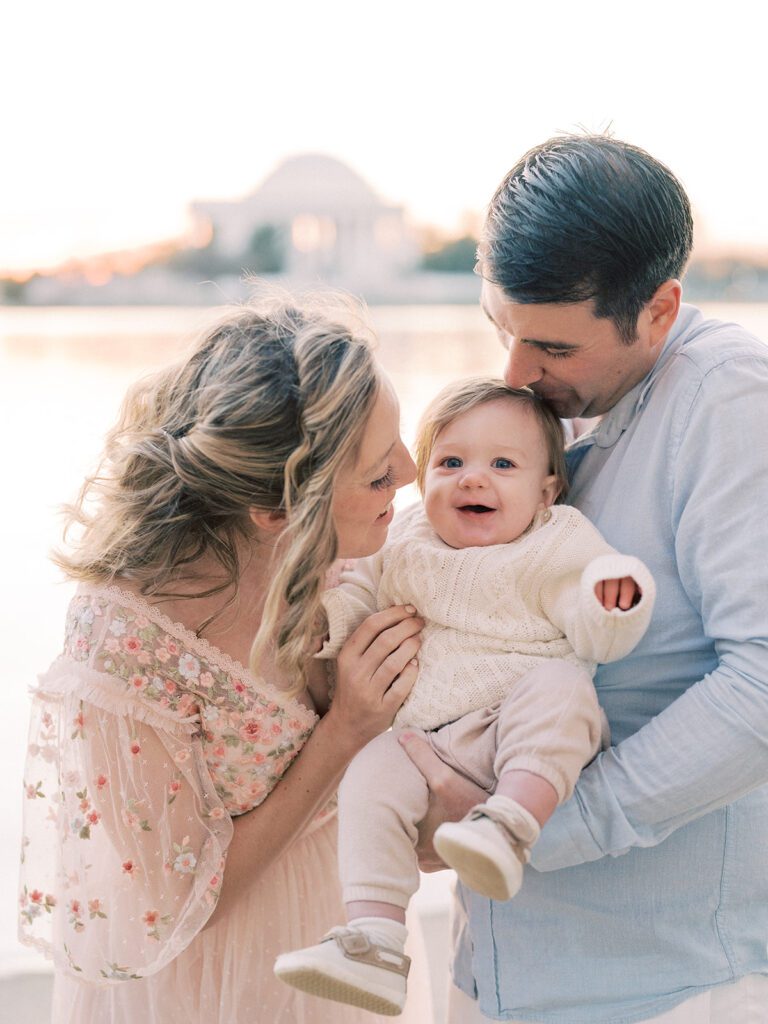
[249,507,286,532]
[541,474,561,507]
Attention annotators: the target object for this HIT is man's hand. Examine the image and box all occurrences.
[594,576,641,611]
[398,731,487,871]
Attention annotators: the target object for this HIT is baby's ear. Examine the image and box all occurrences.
[541,474,561,507]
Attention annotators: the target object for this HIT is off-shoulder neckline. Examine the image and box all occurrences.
[77,583,319,724]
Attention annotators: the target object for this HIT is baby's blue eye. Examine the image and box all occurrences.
[441,457,463,469]
[492,458,515,469]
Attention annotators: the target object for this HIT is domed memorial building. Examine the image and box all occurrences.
[191,154,418,289]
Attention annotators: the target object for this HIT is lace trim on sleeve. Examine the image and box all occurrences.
[35,658,200,737]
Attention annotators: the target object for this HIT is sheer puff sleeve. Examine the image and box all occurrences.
[19,654,233,984]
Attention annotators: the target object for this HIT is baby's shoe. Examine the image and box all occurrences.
[433,794,541,901]
[274,924,410,1016]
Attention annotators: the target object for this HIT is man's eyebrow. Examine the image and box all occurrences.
[481,306,578,350]
[361,441,396,478]
[523,338,579,351]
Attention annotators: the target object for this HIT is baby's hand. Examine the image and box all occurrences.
[595,576,641,611]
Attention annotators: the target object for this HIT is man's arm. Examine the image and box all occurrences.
[532,352,768,869]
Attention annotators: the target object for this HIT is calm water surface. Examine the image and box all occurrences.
[2,302,766,969]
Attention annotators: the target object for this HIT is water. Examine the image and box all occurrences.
[2,301,767,972]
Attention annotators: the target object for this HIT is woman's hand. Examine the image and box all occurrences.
[328,606,423,748]
[399,731,487,871]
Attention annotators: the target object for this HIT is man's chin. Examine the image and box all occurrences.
[532,390,583,419]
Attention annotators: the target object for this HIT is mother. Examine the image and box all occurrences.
[19,294,429,1022]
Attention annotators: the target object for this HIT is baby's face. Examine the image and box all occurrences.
[423,399,559,549]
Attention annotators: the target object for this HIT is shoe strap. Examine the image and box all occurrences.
[468,798,540,857]
[321,927,411,978]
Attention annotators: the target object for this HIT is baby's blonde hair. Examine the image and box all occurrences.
[414,378,568,499]
[55,291,379,693]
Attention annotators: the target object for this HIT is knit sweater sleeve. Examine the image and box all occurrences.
[539,509,656,664]
[315,548,385,659]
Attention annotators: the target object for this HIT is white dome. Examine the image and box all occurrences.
[250,154,382,213]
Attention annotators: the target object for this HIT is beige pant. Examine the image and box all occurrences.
[448,974,768,1023]
[338,661,602,908]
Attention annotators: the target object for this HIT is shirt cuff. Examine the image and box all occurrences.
[528,791,604,871]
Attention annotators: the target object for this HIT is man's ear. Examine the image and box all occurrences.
[541,474,561,508]
[249,507,286,532]
[647,279,682,349]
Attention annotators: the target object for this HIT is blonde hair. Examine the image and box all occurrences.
[55,292,379,692]
[414,378,568,499]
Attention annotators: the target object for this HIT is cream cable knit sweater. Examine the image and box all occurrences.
[320,503,656,731]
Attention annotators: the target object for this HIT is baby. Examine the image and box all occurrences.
[275,378,655,1015]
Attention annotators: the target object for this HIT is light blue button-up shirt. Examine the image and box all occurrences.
[452,304,768,1023]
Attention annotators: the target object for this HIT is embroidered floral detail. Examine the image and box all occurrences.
[88,898,107,920]
[71,705,86,740]
[19,886,56,924]
[167,777,182,805]
[68,899,85,932]
[72,788,100,839]
[170,836,197,875]
[143,908,172,942]
[24,780,45,799]
[100,962,142,981]
[121,798,152,833]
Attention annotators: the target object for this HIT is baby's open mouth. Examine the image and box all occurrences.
[458,504,495,514]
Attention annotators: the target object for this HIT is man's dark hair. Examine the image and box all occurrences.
[480,134,694,342]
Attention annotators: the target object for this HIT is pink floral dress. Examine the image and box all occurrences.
[19,585,431,1023]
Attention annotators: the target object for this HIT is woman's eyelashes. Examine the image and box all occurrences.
[370,467,396,491]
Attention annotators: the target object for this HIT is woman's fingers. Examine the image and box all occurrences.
[344,605,420,656]
[382,657,419,709]
[398,731,488,871]
[371,634,421,690]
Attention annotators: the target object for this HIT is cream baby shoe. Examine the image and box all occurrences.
[274,924,410,1016]
[433,794,541,901]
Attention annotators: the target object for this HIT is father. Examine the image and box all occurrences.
[404,135,768,1023]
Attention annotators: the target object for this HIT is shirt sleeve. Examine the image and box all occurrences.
[531,354,768,871]
[19,660,233,982]
[316,549,385,659]
[539,529,656,664]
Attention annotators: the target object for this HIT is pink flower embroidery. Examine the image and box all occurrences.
[122,860,136,876]
[95,774,109,791]
[130,741,141,756]
[164,679,177,695]
[238,720,262,743]
[155,647,171,663]
[129,674,148,692]
[199,671,214,688]
[121,635,142,653]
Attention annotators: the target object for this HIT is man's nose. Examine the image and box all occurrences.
[503,339,543,389]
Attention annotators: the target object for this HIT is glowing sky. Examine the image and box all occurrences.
[2,0,765,272]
